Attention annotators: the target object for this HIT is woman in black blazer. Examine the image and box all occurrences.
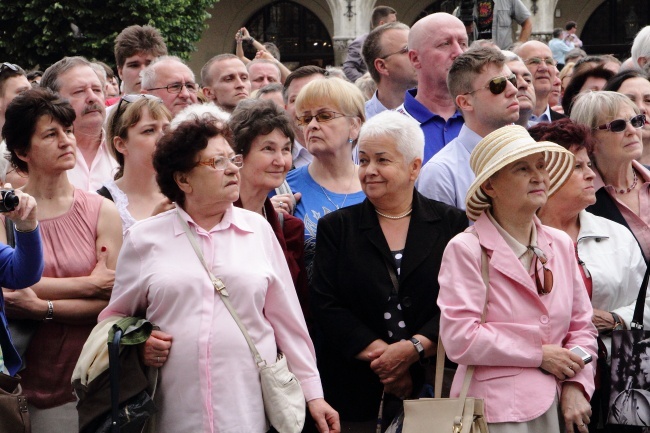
[311,111,468,431]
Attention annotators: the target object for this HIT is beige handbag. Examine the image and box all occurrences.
[178,213,306,433]
[402,241,490,433]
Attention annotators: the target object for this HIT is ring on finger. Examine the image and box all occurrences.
[157,356,160,363]
[278,201,284,207]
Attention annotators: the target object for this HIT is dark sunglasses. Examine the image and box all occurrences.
[528,246,553,296]
[0,62,21,76]
[111,94,163,129]
[463,74,517,96]
[595,114,646,133]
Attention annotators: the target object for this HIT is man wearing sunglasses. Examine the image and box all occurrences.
[362,22,417,119]
[142,56,199,117]
[417,47,519,210]
[41,56,118,192]
[514,41,566,125]
[0,63,31,186]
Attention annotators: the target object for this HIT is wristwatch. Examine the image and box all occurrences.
[610,312,625,331]
[410,337,425,362]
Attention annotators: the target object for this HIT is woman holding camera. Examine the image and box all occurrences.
[1,88,122,432]
[438,125,597,433]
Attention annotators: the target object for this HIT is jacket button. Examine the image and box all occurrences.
[540,315,549,324]
[402,297,412,308]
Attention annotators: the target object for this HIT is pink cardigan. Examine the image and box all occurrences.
[438,213,597,423]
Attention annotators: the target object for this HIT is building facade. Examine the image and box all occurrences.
[188,0,649,77]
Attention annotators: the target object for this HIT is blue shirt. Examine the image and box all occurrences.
[365,91,389,120]
[549,38,574,65]
[286,166,365,277]
[397,88,464,164]
[416,124,482,210]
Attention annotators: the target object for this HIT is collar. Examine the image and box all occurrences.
[593,159,650,192]
[359,189,440,230]
[577,210,609,242]
[486,210,537,261]
[529,105,551,124]
[173,205,253,237]
[292,140,310,159]
[401,88,463,124]
[457,124,484,154]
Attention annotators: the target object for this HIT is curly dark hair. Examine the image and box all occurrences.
[528,118,594,154]
[2,87,75,174]
[153,115,233,207]
[228,99,294,156]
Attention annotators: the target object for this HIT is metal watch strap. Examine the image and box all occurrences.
[610,311,624,331]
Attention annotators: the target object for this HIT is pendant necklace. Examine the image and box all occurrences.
[319,168,355,210]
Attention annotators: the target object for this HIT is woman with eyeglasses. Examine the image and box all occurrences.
[604,70,650,167]
[99,94,173,233]
[282,77,366,277]
[533,118,650,432]
[2,88,123,432]
[571,91,650,260]
[99,115,340,433]
[438,125,597,433]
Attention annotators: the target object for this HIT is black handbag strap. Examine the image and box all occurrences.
[631,260,650,329]
[109,328,123,433]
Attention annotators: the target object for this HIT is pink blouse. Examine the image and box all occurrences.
[99,206,322,433]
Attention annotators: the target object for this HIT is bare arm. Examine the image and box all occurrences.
[519,18,533,42]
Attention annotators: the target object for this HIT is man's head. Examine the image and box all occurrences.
[637,339,650,383]
[247,59,281,91]
[282,66,327,146]
[114,25,168,94]
[448,47,519,133]
[503,52,536,126]
[552,28,564,39]
[565,21,577,34]
[0,63,30,130]
[409,13,468,92]
[371,6,397,30]
[41,56,106,133]
[565,48,586,65]
[141,56,199,117]
[515,41,557,104]
[632,26,650,69]
[363,22,417,90]
[201,54,250,113]
[256,83,285,109]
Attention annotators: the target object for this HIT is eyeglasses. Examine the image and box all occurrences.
[111,94,163,129]
[463,74,517,96]
[528,246,553,296]
[196,154,244,170]
[0,62,21,76]
[524,57,557,67]
[146,82,198,94]
[379,45,408,60]
[296,111,347,126]
[595,114,646,133]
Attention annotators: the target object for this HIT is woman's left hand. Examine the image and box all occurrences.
[3,287,44,319]
[3,185,38,232]
[307,398,340,433]
[561,382,591,433]
[369,340,418,384]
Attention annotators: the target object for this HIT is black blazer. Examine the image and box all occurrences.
[310,190,467,420]
[550,108,566,121]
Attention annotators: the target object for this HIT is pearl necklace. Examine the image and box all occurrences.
[375,208,413,219]
[614,169,638,194]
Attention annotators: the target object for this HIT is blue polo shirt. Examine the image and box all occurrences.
[396,88,464,163]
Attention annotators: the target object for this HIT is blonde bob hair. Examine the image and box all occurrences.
[294,77,366,124]
[570,90,640,130]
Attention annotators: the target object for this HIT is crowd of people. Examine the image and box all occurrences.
[1,4,650,433]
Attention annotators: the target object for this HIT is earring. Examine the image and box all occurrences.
[348,138,354,144]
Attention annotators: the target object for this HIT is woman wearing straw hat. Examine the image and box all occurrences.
[437,124,598,433]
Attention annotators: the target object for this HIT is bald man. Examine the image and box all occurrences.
[396,13,468,163]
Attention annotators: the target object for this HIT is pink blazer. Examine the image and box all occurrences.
[438,213,597,423]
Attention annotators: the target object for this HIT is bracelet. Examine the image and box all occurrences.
[44,300,53,321]
[610,312,624,331]
[14,222,38,233]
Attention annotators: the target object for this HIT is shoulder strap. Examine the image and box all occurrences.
[434,229,489,399]
[4,217,14,248]
[632,260,650,329]
[277,211,284,230]
[176,212,267,367]
[109,328,122,433]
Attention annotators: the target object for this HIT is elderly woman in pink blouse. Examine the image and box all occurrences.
[98,115,339,433]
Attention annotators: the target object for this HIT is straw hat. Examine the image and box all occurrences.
[464,125,575,221]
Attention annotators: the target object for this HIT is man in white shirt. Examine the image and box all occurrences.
[41,57,118,191]
[416,47,519,210]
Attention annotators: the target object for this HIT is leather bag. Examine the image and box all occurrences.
[0,372,30,433]
[178,213,306,433]
[402,237,490,433]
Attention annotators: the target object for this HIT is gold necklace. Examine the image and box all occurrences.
[375,208,413,219]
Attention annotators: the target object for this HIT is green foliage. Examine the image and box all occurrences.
[0,0,216,71]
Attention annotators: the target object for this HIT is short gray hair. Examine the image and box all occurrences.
[41,56,92,92]
[256,83,283,98]
[247,59,281,79]
[169,103,230,131]
[141,55,194,90]
[632,26,650,68]
[501,50,522,62]
[570,90,640,129]
[358,111,424,163]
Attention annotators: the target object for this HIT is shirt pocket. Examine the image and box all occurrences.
[495,10,512,28]
[474,365,523,381]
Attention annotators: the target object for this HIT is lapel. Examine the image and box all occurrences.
[474,213,554,303]
[359,199,394,267]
